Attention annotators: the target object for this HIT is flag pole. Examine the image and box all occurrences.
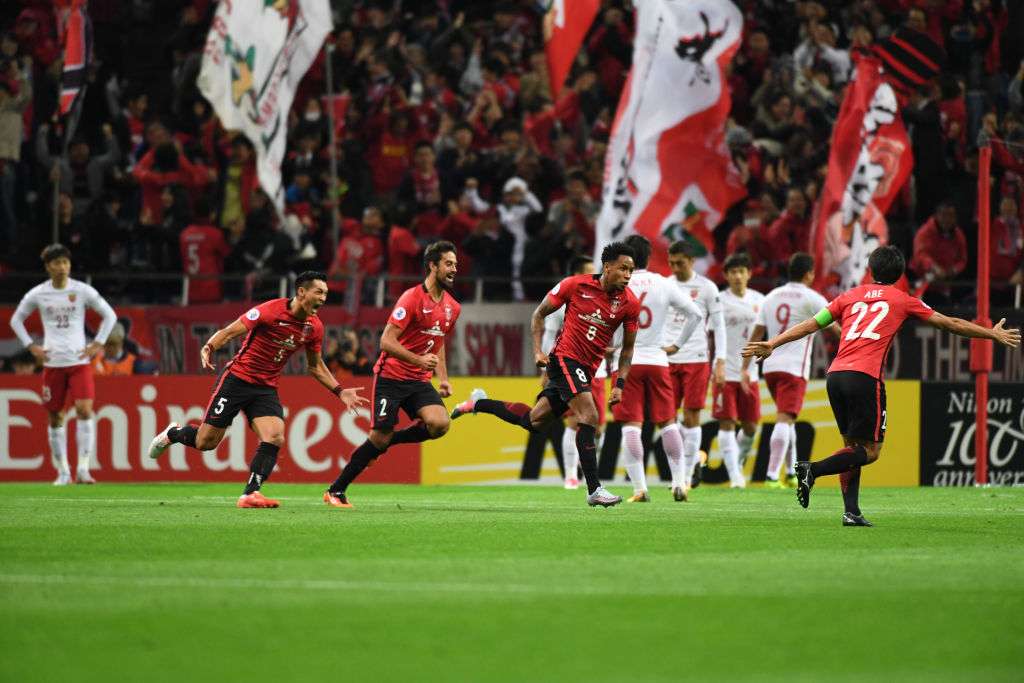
[971,143,992,486]
[324,41,340,251]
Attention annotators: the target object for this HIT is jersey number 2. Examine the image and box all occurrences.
[845,301,889,341]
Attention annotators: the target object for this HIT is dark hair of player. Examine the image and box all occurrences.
[295,271,327,291]
[600,241,636,264]
[424,240,456,271]
[723,252,752,271]
[41,243,72,264]
[868,245,906,285]
[567,255,592,275]
[787,252,815,281]
[667,239,699,258]
[193,194,215,221]
[623,235,651,269]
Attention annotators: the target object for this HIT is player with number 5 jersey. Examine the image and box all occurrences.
[743,253,835,487]
[148,271,368,508]
[744,246,1020,526]
[324,241,462,509]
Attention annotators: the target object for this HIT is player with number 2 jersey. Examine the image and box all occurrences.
[744,246,1020,526]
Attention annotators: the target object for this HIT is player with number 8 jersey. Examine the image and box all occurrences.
[148,271,368,508]
[744,246,1021,526]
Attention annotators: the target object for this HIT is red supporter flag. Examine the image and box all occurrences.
[58,0,91,117]
[543,0,600,100]
[594,0,746,274]
[812,30,944,294]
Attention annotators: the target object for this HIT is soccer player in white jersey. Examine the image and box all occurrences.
[662,241,727,497]
[9,244,117,485]
[742,253,835,486]
[610,235,702,501]
[541,256,603,489]
[713,253,766,488]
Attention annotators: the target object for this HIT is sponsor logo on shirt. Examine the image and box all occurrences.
[578,308,609,327]
[424,322,446,337]
[68,293,77,303]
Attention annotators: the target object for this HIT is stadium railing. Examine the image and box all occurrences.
[1,271,1019,308]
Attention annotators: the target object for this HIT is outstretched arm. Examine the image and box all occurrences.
[740,324,766,371]
[305,348,367,413]
[926,313,1021,348]
[201,319,249,371]
[743,318,820,360]
[532,298,560,368]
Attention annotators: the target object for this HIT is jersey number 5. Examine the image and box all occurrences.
[845,301,889,341]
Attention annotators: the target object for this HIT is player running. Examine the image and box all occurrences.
[10,244,117,485]
[712,253,766,488]
[612,235,702,502]
[742,253,834,487]
[451,242,642,507]
[744,246,1020,525]
[541,256,599,490]
[148,271,367,508]
[663,241,727,496]
[324,241,461,508]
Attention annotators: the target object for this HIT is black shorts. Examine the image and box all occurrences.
[538,353,592,417]
[826,370,887,443]
[371,375,445,430]
[204,372,284,428]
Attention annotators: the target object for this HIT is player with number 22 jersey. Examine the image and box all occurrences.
[744,246,1020,526]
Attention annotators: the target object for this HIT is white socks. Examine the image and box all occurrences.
[48,426,69,475]
[768,422,792,480]
[621,425,647,493]
[76,418,95,473]
[562,426,578,481]
[718,429,744,487]
[785,427,798,475]
[662,423,685,488]
[737,429,755,460]
[682,426,702,483]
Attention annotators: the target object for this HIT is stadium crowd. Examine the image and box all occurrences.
[0,0,1022,307]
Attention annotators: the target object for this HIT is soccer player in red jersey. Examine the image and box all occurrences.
[324,241,462,508]
[744,246,1020,525]
[451,242,642,507]
[148,272,368,508]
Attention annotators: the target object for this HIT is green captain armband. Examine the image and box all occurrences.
[813,308,833,328]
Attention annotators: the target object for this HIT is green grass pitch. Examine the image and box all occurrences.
[1,483,1021,682]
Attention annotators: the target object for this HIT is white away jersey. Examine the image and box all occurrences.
[10,279,117,368]
[626,269,702,366]
[720,287,765,381]
[665,272,722,363]
[758,282,828,378]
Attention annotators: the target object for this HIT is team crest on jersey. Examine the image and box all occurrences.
[610,298,621,313]
[68,293,76,303]
[690,290,699,299]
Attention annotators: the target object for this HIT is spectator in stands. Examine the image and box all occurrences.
[324,328,372,379]
[330,206,386,302]
[8,349,37,375]
[911,201,968,287]
[36,122,121,219]
[768,186,811,266]
[0,54,30,251]
[180,195,230,304]
[546,170,598,256]
[219,136,258,231]
[992,195,1022,283]
[397,141,443,216]
[463,208,513,300]
[386,221,421,301]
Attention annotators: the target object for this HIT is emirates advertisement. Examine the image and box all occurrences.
[0,376,419,483]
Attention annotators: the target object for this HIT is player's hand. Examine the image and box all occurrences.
[200,343,216,371]
[338,386,368,414]
[740,369,753,392]
[79,341,103,360]
[662,345,679,356]
[713,361,726,387]
[438,381,453,398]
[609,387,623,407]
[992,318,1022,348]
[742,341,773,359]
[535,352,549,369]
[28,344,48,363]
[418,353,440,371]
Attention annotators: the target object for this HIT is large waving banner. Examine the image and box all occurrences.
[198,0,331,213]
[543,0,601,100]
[595,0,745,274]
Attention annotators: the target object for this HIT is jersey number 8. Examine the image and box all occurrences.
[586,325,597,340]
[575,368,588,384]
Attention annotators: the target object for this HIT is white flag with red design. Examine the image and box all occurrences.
[594,0,745,274]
